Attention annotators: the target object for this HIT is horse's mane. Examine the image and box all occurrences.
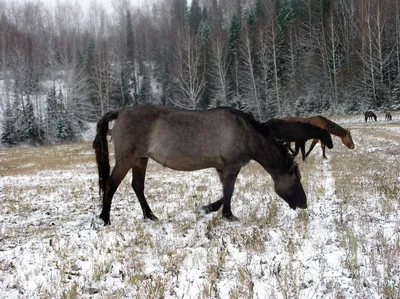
[215,107,294,165]
[317,116,348,137]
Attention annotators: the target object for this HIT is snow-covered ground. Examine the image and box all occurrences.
[1,112,399,298]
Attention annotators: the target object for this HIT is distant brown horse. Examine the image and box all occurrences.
[364,111,377,122]
[385,111,392,121]
[263,119,333,161]
[282,116,354,159]
[93,104,307,225]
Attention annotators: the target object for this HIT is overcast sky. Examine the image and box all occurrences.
[38,0,148,14]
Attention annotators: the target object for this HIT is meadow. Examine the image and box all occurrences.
[1,112,399,298]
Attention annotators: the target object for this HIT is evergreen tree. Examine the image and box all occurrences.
[45,86,59,140]
[391,82,400,110]
[171,0,188,25]
[24,96,41,143]
[84,38,97,111]
[1,100,16,145]
[197,20,212,109]
[10,94,25,144]
[226,10,242,104]
[110,64,133,109]
[188,0,203,33]
[137,75,153,105]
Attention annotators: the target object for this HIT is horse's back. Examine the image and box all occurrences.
[112,105,255,170]
[282,116,326,129]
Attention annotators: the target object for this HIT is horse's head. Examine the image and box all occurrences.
[274,163,307,210]
[342,129,355,149]
[321,130,333,149]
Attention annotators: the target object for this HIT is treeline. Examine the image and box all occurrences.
[1,0,400,146]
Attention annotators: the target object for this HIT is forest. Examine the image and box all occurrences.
[1,0,400,145]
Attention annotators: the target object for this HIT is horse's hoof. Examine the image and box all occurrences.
[202,205,212,214]
[202,204,218,214]
[144,213,159,221]
[150,214,159,221]
[223,213,238,221]
[99,213,111,226]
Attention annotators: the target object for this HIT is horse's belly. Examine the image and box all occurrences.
[155,156,221,171]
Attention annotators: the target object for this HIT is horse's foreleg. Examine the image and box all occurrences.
[203,168,240,220]
[300,143,306,161]
[284,142,295,154]
[321,143,327,159]
[131,158,158,221]
[305,139,318,158]
[100,162,131,225]
[292,143,300,158]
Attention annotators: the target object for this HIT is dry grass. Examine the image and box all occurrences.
[0,142,95,176]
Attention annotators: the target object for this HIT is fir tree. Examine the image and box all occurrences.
[1,100,16,145]
[171,0,188,25]
[84,38,97,110]
[197,21,212,109]
[45,86,59,140]
[24,96,41,143]
[137,75,153,105]
[226,10,242,104]
[188,0,203,33]
[110,64,133,109]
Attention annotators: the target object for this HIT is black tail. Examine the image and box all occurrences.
[93,111,119,200]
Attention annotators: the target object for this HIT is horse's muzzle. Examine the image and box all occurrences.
[298,203,307,209]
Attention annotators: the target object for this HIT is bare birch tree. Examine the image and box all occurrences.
[209,30,229,106]
[170,27,206,109]
[238,22,262,120]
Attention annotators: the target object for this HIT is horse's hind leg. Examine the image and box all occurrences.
[203,170,224,214]
[220,167,240,220]
[131,158,158,221]
[100,161,131,225]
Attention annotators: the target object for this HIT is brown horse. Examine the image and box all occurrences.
[385,111,392,121]
[93,104,307,225]
[282,116,354,159]
[364,111,377,122]
[263,119,333,161]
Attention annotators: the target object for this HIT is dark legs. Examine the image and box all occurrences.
[131,158,158,220]
[321,143,328,159]
[300,144,306,161]
[100,161,131,225]
[305,139,328,159]
[305,139,319,158]
[202,168,240,220]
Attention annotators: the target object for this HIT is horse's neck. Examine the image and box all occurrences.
[252,137,286,178]
[323,119,347,137]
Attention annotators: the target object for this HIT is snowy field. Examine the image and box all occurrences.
[1,112,399,298]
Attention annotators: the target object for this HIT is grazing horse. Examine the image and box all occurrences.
[263,119,333,161]
[385,111,392,121]
[93,104,307,225]
[364,111,377,122]
[282,116,354,159]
